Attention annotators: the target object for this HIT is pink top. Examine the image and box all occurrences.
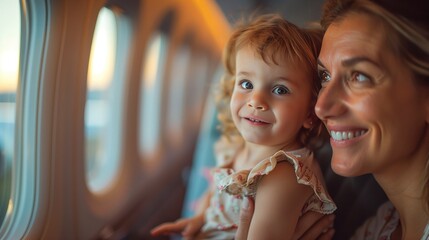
[196,136,337,239]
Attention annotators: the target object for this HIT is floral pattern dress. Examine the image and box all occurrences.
[351,201,429,240]
[196,136,337,239]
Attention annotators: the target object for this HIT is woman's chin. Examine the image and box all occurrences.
[331,158,363,177]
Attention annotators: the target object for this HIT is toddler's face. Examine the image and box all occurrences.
[230,45,313,150]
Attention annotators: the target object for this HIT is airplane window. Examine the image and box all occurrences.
[139,33,168,156]
[166,44,191,147]
[0,0,20,228]
[187,53,209,125]
[85,7,121,193]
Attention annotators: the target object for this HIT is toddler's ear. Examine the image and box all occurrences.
[303,116,313,129]
[303,118,313,129]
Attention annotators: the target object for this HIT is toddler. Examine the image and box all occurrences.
[151,14,336,239]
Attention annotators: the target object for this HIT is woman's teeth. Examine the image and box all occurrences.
[330,130,366,141]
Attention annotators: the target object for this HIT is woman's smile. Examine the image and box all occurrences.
[329,129,367,141]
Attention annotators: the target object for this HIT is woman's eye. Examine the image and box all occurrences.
[272,86,290,95]
[351,72,371,83]
[239,80,253,89]
[319,70,331,84]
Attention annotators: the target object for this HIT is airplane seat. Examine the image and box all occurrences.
[182,91,219,218]
[183,101,388,240]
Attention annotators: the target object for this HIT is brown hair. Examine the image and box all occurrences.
[321,0,429,211]
[216,14,324,147]
[321,0,429,86]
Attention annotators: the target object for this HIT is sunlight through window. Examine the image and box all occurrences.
[85,7,121,193]
[139,33,168,156]
[0,0,20,228]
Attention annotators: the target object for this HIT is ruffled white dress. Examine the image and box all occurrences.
[352,201,429,240]
[196,136,337,239]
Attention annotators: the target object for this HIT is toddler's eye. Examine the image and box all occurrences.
[239,80,253,89]
[272,86,290,95]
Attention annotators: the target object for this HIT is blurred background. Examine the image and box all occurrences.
[216,0,324,26]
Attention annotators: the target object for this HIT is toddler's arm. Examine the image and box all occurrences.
[235,197,335,240]
[150,214,205,237]
[248,163,313,240]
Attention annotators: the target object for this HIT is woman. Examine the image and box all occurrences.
[236,0,429,239]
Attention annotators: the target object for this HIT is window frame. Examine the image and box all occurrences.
[0,0,48,238]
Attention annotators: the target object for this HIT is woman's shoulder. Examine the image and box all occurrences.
[351,201,398,240]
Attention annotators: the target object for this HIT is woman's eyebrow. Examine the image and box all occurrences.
[342,56,380,68]
[317,59,326,68]
[317,57,381,68]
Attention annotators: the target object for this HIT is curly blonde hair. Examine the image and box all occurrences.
[215,14,324,148]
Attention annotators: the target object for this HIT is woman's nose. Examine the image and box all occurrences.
[247,92,268,111]
[315,80,346,120]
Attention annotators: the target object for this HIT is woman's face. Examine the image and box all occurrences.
[315,13,429,177]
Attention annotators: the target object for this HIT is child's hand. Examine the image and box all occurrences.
[150,215,205,238]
